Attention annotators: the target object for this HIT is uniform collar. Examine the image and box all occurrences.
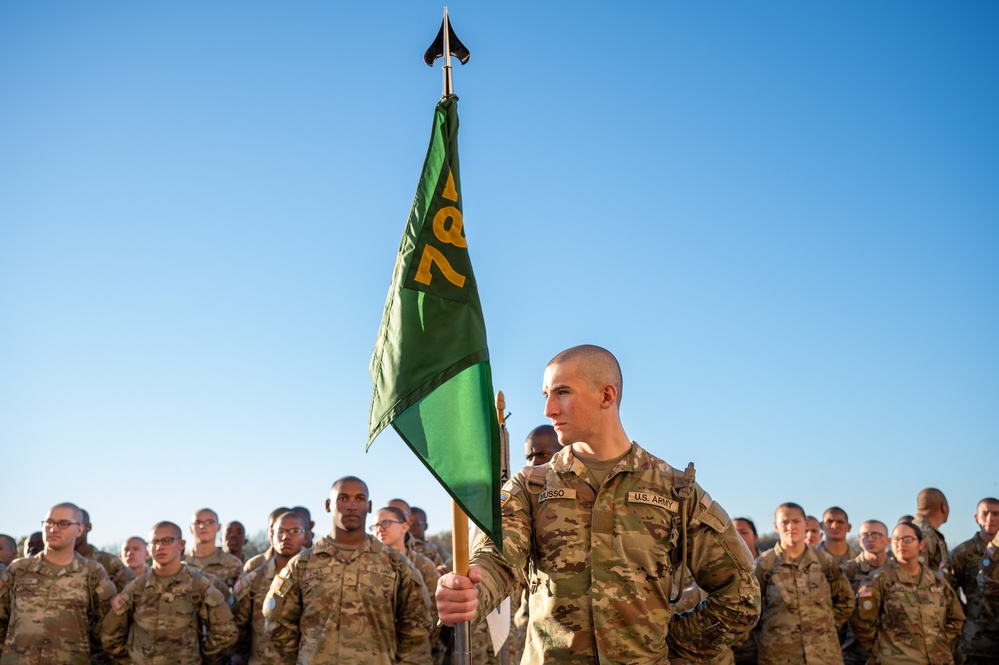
[550,440,662,478]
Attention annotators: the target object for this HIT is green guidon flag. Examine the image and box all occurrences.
[368,97,502,550]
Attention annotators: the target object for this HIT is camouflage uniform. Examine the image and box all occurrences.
[404,544,441,646]
[262,534,433,664]
[850,560,964,664]
[754,543,854,664]
[231,558,294,665]
[912,515,948,573]
[469,442,761,663]
[669,575,736,665]
[840,553,885,665]
[80,544,135,593]
[942,532,998,663]
[183,547,242,590]
[818,541,863,570]
[243,547,273,574]
[0,552,117,665]
[410,537,449,570]
[100,563,236,665]
[962,533,999,664]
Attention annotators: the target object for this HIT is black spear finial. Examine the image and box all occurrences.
[424,7,469,99]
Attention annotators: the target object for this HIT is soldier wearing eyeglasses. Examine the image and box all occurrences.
[100,521,238,665]
[840,520,890,665]
[851,521,965,664]
[231,511,308,665]
[263,475,433,664]
[183,509,243,596]
[0,502,117,665]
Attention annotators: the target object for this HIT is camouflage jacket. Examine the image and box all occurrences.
[404,544,441,646]
[262,534,433,665]
[754,544,853,665]
[817,541,863,570]
[0,552,117,665]
[840,553,886,665]
[971,534,999,659]
[232,558,294,665]
[100,563,237,665]
[911,516,948,573]
[942,532,997,659]
[669,576,736,665]
[243,547,274,574]
[850,560,964,664]
[410,537,449,570]
[183,547,243,590]
[470,442,761,664]
[81,544,135,593]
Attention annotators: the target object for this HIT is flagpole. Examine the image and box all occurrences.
[496,391,510,665]
[442,6,454,98]
[451,503,471,664]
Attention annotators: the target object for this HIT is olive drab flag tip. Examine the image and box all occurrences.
[367,97,502,550]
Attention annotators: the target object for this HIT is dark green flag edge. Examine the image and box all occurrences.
[389,364,503,550]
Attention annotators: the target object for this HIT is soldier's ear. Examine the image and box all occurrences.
[325,498,331,513]
[366,500,372,514]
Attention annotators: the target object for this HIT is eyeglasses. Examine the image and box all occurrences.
[149,537,180,547]
[193,520,217,528]
[860,533,886,539]
[275,528,304,537]
[368,520,405,532]
[892,535,918,544]
[42,520,79,530]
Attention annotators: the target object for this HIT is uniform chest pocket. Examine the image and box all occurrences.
[618,502,675,581]
[47,575,89,612]
[13,575,41,603]
[770,569,799,610]
[804,566,832,606]
[884,585,921,629]
[534,494,585,576]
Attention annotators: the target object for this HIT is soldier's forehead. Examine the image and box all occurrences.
[334,480,368,495]
[151,525,182,538]
[47,506,76,518]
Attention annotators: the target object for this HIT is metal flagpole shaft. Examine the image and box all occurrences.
[442,6,453,97]
[452,500,472,664]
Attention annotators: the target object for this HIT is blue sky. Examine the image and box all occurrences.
[2,2,996,552]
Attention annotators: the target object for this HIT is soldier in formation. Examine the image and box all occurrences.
[850,521,965,664]
[262,475,433,664]
[0,502,117,665]
[943,497,999,664]
[184,508,243,594]
[231,511,307,665]
[120,536,149,579]
[754,501,854,664]
[840,520,891,665]
[100,520,237,665]
[436,344,761,662]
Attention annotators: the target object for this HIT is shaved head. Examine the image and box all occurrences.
[548,345,623,405]
[917,488,947,512]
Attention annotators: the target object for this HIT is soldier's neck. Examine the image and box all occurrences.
[781,541,806,558]
[43,547,75,566]
[152,561,181,577]
[571,437,632,462]
[823,539,849,556]
[333,528,367,548]
[898,559,921,576]
[192,542,218,557]
[864,550,888,567]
